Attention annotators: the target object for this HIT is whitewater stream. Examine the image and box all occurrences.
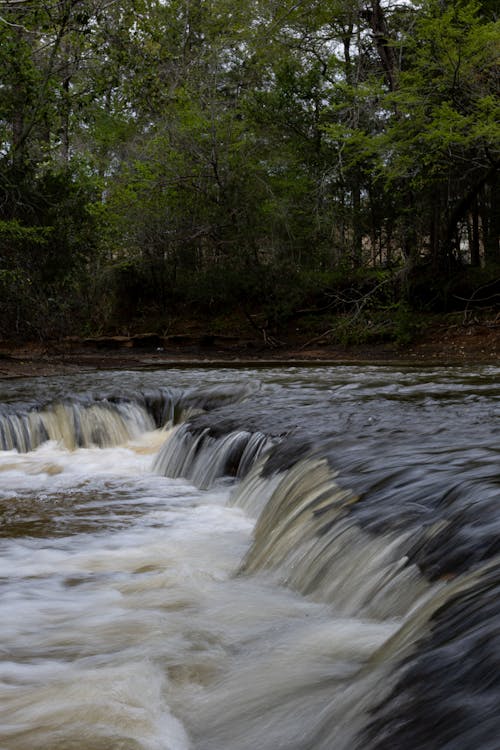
[1,365,499,750]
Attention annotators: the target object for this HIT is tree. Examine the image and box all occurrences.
[375,0,499,269]
[0,0,498,337]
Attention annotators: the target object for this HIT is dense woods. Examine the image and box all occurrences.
[0,0,498,343]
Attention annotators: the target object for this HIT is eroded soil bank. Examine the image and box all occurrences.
[0,317,499,379]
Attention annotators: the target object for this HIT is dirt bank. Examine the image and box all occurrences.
[0,317,499,380]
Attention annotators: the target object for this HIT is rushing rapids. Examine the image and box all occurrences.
[0,365,499,750]
[0,381,257,452]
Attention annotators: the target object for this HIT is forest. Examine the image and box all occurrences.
[0,0,499,346]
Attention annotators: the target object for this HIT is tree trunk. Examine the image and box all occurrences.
[483,173,500,264]
[11,26,27,168]
[430,192,441,269]
[352,181,363,267]
[365,0,398,91]
[469,197,480,267]
[445,165,498,266]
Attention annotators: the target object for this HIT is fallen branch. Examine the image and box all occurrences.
[299,272,399,350]
[241,308,285,348]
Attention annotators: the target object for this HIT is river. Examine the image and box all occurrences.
[1,365,499,750]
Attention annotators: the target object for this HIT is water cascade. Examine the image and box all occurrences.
[153,423,272,488]
[1,366,499,750]
[0,382,257,452]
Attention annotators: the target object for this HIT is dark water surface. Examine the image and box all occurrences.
[0,365,499,749]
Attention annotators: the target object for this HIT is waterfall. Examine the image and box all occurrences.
[2,367,499,750]
[0,382,258,453]
[151,403,500,749]
[0,397,157,451]
[153,423,273,489]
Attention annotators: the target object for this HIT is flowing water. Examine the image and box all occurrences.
[1,365,499,750]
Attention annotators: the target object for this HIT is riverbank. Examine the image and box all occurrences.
[0,314,499,379]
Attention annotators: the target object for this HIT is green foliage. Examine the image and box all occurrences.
[0,161,102,338]
[381,0,499,182]
[0,219,51,247]
[318,301,425,348]
[0,0,497,341]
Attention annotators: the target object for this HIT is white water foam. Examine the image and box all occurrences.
[0,413,437,749]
